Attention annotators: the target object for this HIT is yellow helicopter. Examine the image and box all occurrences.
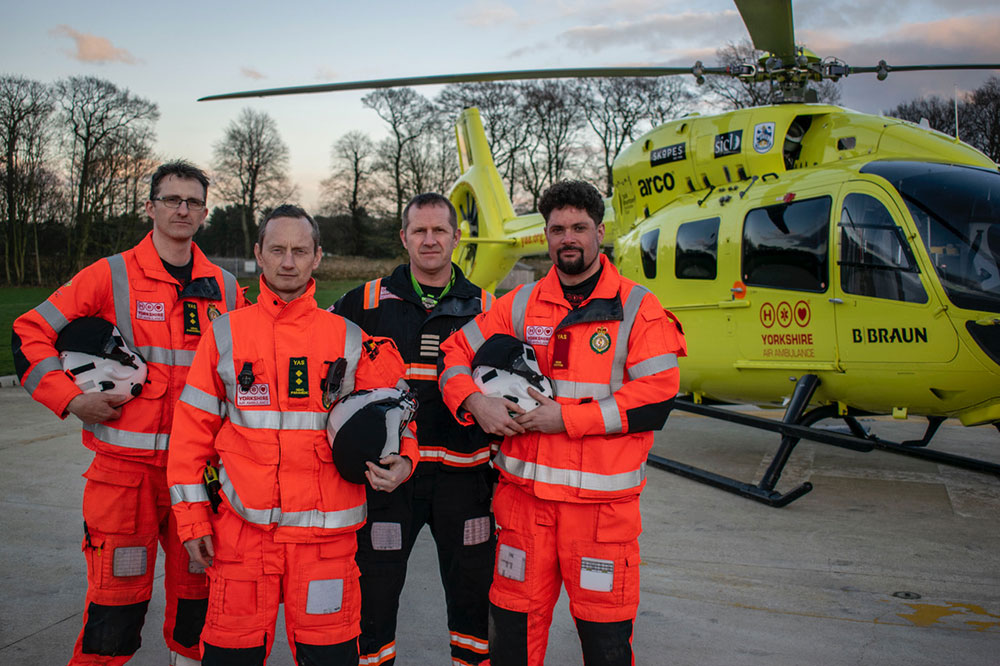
[202,0,1000,506]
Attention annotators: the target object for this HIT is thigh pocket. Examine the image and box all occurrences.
[82,462,143,535]
[568,499,641,612]
[293,538,360,632]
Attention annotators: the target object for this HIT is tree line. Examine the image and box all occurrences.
[4,51,999,286]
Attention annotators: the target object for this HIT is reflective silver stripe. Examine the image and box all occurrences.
[450,631,489,652]
[169,483,210,505]
[481,290,495,311]
[23,356,63,395]
[227,407,328,431]
[552,379,611,400]
[221,269,238,311]
[494,451,645,493]
[360,643,396,665]
[628,353,678,380]
[611,286,650,392]
[365,278,381,309]
[439,364,471,394]
[341,319,362,397]
[138,346,197,367]
[511,282,537,341]
[219,465,367,529]
[459,319,486,353]
[597,396,623,434]
[180,384,226,417]
[418,447,491,466]
[106,254,134,349]
[213,314,237,404]
[84,423,170,451]
[34,300,69,333]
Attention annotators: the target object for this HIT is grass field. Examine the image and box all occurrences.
[1,278,366,377]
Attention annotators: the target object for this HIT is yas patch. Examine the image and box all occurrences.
[289,357,309,397]
[136,301,165,322]
[183,301,201,335]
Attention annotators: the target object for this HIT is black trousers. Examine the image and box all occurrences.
[356,467,495,665]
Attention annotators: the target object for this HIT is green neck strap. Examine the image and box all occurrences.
[410,265,455,309]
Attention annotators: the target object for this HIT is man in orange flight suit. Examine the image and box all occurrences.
[440,181,686,666]
[12,161,246,665]
[168,205,418,665]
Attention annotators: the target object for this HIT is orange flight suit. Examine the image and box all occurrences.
[440,255,686,665]
[12,232,245,664]
[168,278,418,664]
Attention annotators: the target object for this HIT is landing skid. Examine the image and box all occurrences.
[648,374,1000,507]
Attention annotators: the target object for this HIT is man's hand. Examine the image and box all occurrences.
[366,454,413,493]
[66,393,122,424]
[514,388,566,434]
[463,392,526,437]
[184,535,214,568]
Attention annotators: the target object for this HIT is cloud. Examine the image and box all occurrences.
[241,67,266,80]
[315,66,338,81]
[459,0,517,27]
[50,25,138,64]
[558,10,743,54]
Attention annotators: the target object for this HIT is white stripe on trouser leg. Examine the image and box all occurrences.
[360,642,396,664]
[580,557,614,592]
[498,544,526,582]
[306,579,344,614]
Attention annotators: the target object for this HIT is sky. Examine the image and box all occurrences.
[3,0,999,212]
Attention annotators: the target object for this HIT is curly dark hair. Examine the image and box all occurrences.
[538,180,604,226]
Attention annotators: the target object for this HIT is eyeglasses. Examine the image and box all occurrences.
[153,196,206,211]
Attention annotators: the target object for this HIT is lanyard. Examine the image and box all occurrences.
[410,266,455,310]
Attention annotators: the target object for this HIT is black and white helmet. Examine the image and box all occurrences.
[326,386,418,485]
[56,317,147,405]
[471,334,554,412]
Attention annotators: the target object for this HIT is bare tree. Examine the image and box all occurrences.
[885,96,959,135]
[705,41,840,109]
[54,76,159,269]
[320,130,378,254]
[1,75,55,284]
[363,88,435,222]
[517,81,586,210]
[212,108,294,257]
[963,76,1000,163]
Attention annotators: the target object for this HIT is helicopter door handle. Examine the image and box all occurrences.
[829,298,844,304]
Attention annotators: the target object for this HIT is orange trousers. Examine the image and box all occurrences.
[72,453,208,665]
[200,506,361,662]
[489,481,642,665]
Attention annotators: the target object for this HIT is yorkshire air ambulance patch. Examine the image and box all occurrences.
[590,326,611,354]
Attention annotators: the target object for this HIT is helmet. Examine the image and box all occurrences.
[56,317,147,405]
[471,334,554,412]
[326,387,418,484]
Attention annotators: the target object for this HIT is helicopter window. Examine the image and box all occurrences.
[640,229,659,279]
[862,161,1000,313]
[675,218,719,280]
[742,196,830,292]
[839,194,927,303]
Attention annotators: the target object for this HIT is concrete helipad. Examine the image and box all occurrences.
[1,385,998,665]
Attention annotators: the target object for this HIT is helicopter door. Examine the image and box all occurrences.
[832,183,959,366]
[736,192,837,369]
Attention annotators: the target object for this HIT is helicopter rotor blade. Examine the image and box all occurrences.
[198,66,709,101]
[735,0,795,58]
[846,61,1000,80]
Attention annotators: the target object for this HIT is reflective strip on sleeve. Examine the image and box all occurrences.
[226,406,328,431]
[180,384,226,417]
[169,483,210,505]
[480,290,495,312]
[493,451,645,493]
[597,396,623,434]
[417,446,491,467]
[33,300,69,334]
[83,423,170,451]
[221,269,238,310]
[404,363,438,381]
[438,364,471,393]
[627,353,678,380]
[458,319,486,353]
[138,346,197,367]
[341,319,363,397]
[22,356,64,395]
[610,286,650,392]
[212,314,237,404]
[552,379,611,400]
[218,465,367,530]
[106,254,135,349]
[510,282,538,342]
[363,278,381,310]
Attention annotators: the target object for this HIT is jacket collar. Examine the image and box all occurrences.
[383,262,482,304]
[257,276,318,320]
[537,254,621,308]
[133,232,217,284]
